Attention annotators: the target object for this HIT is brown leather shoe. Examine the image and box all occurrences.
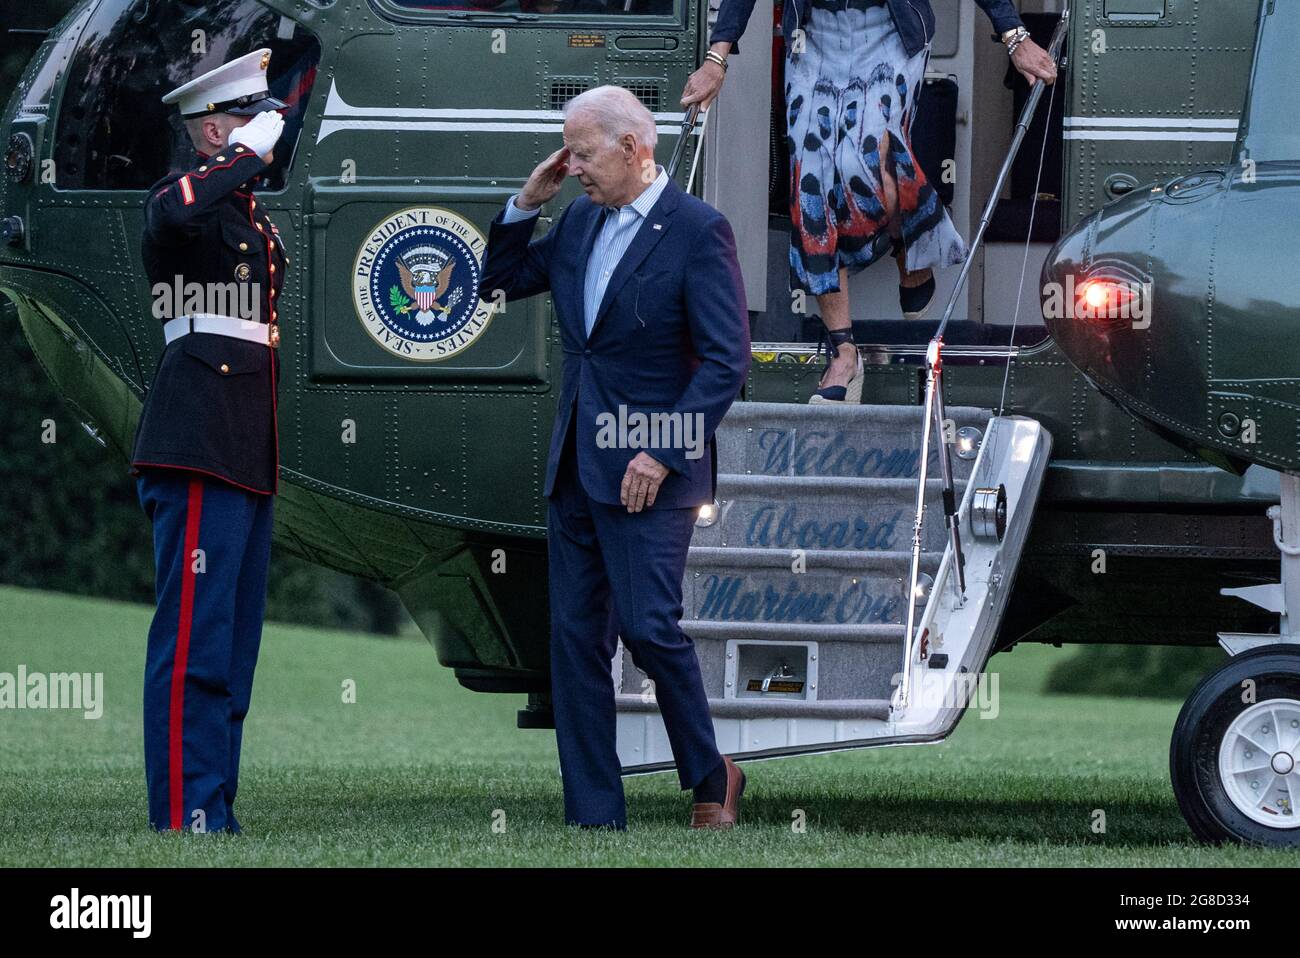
[691,756,745,830]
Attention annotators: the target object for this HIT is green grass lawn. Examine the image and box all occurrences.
[0,583,1293,866]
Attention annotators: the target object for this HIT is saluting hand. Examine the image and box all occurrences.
[1011,37,1057,86]
[517,147,570,212]
[229,110,285,164]
[621,452,670,514]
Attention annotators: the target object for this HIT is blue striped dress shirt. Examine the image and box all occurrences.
[503,165,671,337]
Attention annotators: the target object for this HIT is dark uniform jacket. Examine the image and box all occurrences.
[130,144,287,495]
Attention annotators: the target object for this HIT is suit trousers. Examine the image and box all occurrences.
[547,428,721,827]
[136,469,273,833]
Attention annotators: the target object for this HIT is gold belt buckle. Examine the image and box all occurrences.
[268,323,280,349]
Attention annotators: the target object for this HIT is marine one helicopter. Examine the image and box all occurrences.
[1,0,1297,846]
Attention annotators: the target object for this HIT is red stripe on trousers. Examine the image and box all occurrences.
[169,477,205,829]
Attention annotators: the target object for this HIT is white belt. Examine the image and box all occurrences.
[164,314,270,346]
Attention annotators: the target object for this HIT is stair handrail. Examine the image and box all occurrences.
[896,7,1070,711]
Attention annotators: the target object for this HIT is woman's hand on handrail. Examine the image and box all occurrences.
[1011,37,1058,86]
[680,43,732,111]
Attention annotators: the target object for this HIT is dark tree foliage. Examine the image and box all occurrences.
[1,302,406,635]
[1044,644,1228,700]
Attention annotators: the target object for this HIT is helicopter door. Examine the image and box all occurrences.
[700,0,773,314]
[709,0,995,345]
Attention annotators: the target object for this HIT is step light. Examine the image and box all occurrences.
[954,425,982,460]
[908,572,935,604]
[695,498,721,528]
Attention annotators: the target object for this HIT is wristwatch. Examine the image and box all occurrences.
[997,25,1031,55]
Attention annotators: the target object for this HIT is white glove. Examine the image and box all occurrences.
[228,111,285,160]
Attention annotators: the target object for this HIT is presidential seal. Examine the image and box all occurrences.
[352,206,494,361]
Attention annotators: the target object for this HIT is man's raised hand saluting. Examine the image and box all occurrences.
[517,147,571,212]
[229,110,284,164]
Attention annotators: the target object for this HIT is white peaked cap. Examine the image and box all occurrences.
[161,48,286,119]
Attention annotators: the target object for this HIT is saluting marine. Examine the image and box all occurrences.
[129,48,288,833]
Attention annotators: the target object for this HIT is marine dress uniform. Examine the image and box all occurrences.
[128,49,288,833]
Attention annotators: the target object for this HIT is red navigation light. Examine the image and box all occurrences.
[1075,277,1142,324]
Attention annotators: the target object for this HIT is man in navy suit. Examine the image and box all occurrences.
[478,86,751,830]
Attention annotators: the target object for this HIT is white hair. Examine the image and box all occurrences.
[563,85,658,151]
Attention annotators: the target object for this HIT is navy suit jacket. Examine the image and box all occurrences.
[477,178,751,510]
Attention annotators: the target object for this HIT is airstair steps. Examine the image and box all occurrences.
[616,400,996,730]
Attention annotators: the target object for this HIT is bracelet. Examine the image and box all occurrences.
[1001,26,1030,56]
[704,50,728,72]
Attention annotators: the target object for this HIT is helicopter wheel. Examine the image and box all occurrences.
[1170,645,1300,846]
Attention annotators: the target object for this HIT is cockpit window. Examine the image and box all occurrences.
[385,0,676,15]
[14,8,93,117]
[52,0,320,192]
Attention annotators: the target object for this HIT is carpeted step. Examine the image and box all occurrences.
[714,401,991,481]
[695,473,962,553]
[683,546,939,627]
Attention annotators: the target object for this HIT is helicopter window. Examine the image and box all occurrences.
[52,0,321,192]
[14,8,94,116]
[386,0,676,15]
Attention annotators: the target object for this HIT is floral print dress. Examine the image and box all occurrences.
[785,0,969,295]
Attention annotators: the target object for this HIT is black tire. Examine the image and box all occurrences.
[1170,645,1300,846]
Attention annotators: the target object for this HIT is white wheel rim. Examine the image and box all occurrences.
[1217,697,1300,829]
